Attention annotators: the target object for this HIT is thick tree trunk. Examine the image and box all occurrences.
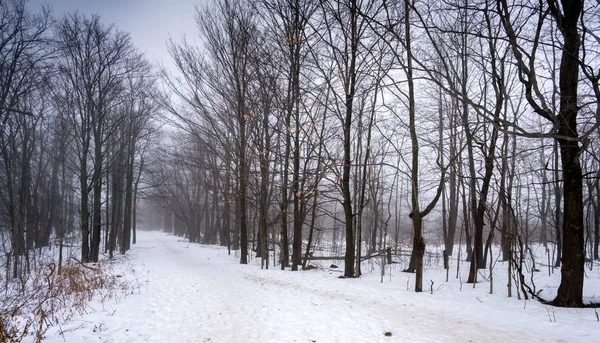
[553,138,584,306]
[551,0,584,307]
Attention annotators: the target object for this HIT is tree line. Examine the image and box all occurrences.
[1,0,158,284]
[154,0,599,308]
[1,0,598,309]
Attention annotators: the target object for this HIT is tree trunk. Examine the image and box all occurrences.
[342,0,358,279]
[406,0,424,292]
[551,0,584,307]
[595,179,599,260]
[222,164,231,247]
[554,141,563,267]
[132,157,145,245]
[80,155,90,263]
[90,122,103,262]
[233,175,240,250]
[258,104,271,268]
[109,162,123,259]
[122,134,135,254]
[238,118,248,264]
[291,97,302,270]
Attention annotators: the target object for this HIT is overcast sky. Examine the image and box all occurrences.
[28,0,202,68]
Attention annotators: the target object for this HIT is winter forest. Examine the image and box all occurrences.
[2,0,600,341]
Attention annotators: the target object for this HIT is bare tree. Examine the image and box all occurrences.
[164,0,261,264]
[54,13,142,262]
[497,0,600,307]
[0,0,50,278]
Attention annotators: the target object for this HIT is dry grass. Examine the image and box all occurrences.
[1,258,136,343]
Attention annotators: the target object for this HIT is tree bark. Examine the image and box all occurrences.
[549,0,584,307]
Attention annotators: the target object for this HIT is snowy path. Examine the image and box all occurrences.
[43,231,597,343]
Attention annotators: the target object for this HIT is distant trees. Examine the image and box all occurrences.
[0,0,51,279]
[53,13,153,263]
[163,0,261,265]
[0,2,158,282]
[155,0,599,306]
[2,0,592,310]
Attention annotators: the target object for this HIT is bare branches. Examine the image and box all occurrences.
[0,107,33,116]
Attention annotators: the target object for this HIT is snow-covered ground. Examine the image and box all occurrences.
[41,230,599,343]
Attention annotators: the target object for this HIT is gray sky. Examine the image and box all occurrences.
[28,0,201,67]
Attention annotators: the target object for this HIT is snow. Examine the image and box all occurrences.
[40,231,600,343]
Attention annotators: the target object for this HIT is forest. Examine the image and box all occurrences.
[1,1,600,337]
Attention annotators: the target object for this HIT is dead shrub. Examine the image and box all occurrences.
[0,258,131,343]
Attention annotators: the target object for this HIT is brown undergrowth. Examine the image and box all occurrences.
[1,258,139,342]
